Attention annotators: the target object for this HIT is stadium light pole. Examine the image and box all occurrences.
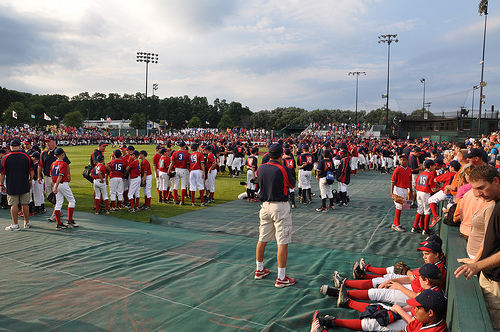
[348,71,366,125]
[478,0,488,136]
[420,78,426,119]
[378,34,398,134]
[471,84,480,118]
[136,52,159,136]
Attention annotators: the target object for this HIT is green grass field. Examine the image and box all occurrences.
[50,145,250,222]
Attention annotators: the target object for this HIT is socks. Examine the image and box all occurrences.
[393,209,402,226]
[333,319,363,330]
[366,266,387,275]
[278,267,286,280]
[68,207,74,221]
[345,279,374,289]
[346,289,370,301]
[429,202,438,217]
[414,213,423,228]
[256,261,263,271]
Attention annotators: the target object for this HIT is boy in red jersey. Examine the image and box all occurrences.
[139,150,153,210]
[390,155,413,232]
[429,160,460,227]
[107,149,124,211]
[92,155,109,214]
[412,160,438,235]
[157,148,171,203]
[189,143,206,206]
[169,142,190,205]
[51,148,77,230]
[204,145,217,203]
[245,147,259,202]
[125,150,141,212]
[152,144,163,202]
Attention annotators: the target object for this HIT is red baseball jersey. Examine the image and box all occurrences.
[171,150,190,169]
[190,151,205,171]
[108,158,125,178]
[205,152,216,170]
[141,159,152,176]
[152,153,161,169]
[415,170,436,193]
[128,159,141,179]
[51,160,70,183]
[404,318,448,332]
[435,171,456,192]
[92,163,106,180]
[158,156,170,172]
[391,165,412,189]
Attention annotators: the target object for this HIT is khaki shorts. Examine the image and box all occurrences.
[480,273,500,331]
[259,201,292,245]
[44,176,53,197]
[7,192,31,206]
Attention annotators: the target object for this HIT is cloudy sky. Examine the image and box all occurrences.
[1,0,498,115]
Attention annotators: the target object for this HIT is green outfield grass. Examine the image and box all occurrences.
[49,145,252,222]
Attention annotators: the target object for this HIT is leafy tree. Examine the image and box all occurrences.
[3,102,28,127]
[188,116,202,128]
[218,114,234,130]
[129,112,145,130]
[63,111,84,128]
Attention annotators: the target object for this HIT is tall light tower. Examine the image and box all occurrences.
[472,84,480,118]
[378,34,398,134]
[348,71,366,125]
[478,0,488,136]
[136,52,159,136]
[420,78,426,119]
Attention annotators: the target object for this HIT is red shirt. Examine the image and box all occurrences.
[128,159,141,179]
[108,158,124,178]
[141,159,152,176]
[190,151,205,171]
[404,319,448,332]
[206,152,216,170]
[171,150,190,169]
[51,160,70,183]
[415,170,436,193]
[152,153,161,169]
[435,171,456,192]
[391,166,412,189]
[92,163,106,180]
[158,156,170,172]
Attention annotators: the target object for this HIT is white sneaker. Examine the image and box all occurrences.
[5,224,20,231]
[24,222,31,229]
[48,215,56,222]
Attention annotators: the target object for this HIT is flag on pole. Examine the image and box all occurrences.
[107,116,112,122]
[165,120,168,126]
[12,111,17,119]
[185,120,189,124]
[55,116,59,120]
[31,114,35,119]
[205,121,210,125]
[44,113,51,121]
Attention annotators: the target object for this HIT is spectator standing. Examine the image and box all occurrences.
[1,139,35,230]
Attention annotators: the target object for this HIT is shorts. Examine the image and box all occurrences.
[259,201,292,245]
[7,192,30,206]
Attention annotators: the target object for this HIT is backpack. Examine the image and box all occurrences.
[326,170,335,184]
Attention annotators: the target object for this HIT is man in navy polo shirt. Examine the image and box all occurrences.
[0,139,35,230]
[254,143,297,288]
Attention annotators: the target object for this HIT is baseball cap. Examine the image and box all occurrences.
[132,150,140,156]
[413,147,422,153]
[406,289,446,311]
[302,144,309,150]
[420,234,443,247]
[399,154,408,159]
[423,159,435,168]
[23,139,32,144]
[434,158,445,165]
[127,145,135,151]
[54,147,65,155]
[191,143,198,150]
[98,142,108,146]
[9,139,21,147]
[0,149,6,154]
[204,145,212,152]
[156,144,163,150]
[179,141,186,147]
[120,144,128,150]
[31,152,40,159]
[96,155,105,161]
[268,143,283,154]
[418,263,442,279]
[449,160,461,170]
[417,240,442,254]
[140,150,148,156]
[463,148,482,159]
[44,136,55,141]
[160,148,167,154]
[113,149,122,157]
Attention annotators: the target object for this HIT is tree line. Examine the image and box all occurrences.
[0,86,429,130]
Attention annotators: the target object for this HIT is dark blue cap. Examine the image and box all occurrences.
[407,289,446,311]
[269,143,283,154]
[418,263,441,279]
[54,147,65,155]
[10,139,21,147]
[417,240,442,254]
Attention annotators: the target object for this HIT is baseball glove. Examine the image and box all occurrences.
[168,172,176,178]
[392,194,405,205]
[47,192,57,205]
[393,262,410,275]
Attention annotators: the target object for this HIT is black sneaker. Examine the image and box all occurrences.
[411,227,422,234]
[56,223,68,231]
[291,203,296,209]
[337,283,349,308]
[320,285,339,297]
[141,205,151,210]
[67,220,79,227]
[315,207,327,212]
[352,261,365,279]
[127,208,135,213]
[333,271,346,288]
